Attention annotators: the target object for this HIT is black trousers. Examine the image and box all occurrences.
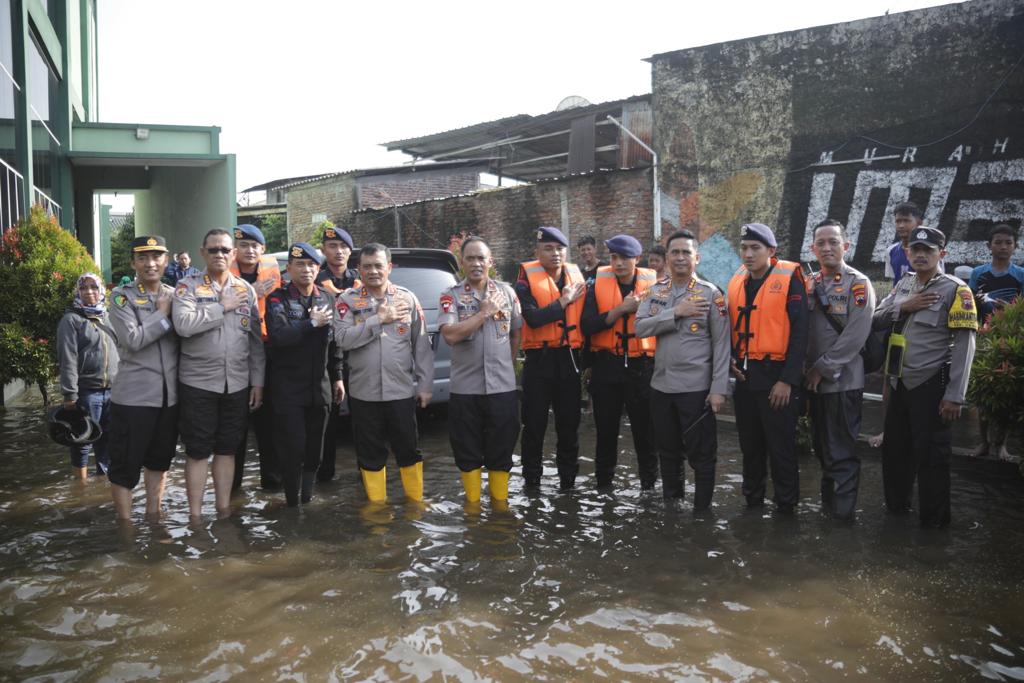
[318,402,345,482]
[449,391,519,472]
[273,404,328,507]
[882,373,951,527]
[520,361,581,486]
[349,396,420,471]
[233,394,280,491]
[650,389,717,506]
[590,365,657,488]
[809,390,862,519]
[733,381,800,508]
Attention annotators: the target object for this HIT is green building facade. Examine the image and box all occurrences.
[1,0,236,279]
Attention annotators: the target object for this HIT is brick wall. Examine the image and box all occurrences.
[350,168,653,281]
[285,175,357,244]
[357,170,481,209]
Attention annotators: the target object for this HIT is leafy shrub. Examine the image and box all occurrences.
[968,297,1024,435]
[0,206,100,391]
[109,212,136,284]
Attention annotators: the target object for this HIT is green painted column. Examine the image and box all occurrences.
[99,203,111,281]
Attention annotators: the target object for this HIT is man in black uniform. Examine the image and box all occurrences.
[315,226,360,483]
[265,243,345,506]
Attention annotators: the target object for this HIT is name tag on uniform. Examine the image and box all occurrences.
[831,301,848,315]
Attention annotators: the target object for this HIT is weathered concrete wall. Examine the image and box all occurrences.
[349,169,653,281]
[652,0,1024,287]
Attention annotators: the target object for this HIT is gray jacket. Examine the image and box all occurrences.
[635,277,731,396]
[57,309,119,402]
[108,281,179,407]
[335,283,434,401]
[172,271,265,393]
[873,272,976,403]
[806,263,876,393]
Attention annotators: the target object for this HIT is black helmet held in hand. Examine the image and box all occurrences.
[47,405,102,447]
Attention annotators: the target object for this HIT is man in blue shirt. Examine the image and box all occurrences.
[968,223,1022,461]
[163,251,200,285]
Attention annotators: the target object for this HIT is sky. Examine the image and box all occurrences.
[96,0,960,200]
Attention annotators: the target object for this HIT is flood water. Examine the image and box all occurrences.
[2,389,1023,682]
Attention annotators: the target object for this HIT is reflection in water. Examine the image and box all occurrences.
[2,393,1024,680]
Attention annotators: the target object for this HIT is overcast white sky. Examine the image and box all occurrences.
[97,0,959,197]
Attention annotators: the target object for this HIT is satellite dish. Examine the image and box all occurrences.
[555,96,592,111]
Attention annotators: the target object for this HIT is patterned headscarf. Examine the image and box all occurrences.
[72,272,107,317]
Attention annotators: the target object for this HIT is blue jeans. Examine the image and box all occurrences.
[69,388,111,474]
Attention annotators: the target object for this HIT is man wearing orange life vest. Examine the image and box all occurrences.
[727,222,809,514]
[230,224,283,492]
[515,226,587,492]
[580,234,658,491]
[314,226,360,483]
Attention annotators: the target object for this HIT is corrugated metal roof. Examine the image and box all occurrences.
[241,160,489,194]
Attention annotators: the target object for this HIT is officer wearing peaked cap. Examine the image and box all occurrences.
[581,234,659,491]
[315,225,361,484]
[727,222,809,514]
[515,226,587,492]
[265,243,344,507]
[873,226,976,528]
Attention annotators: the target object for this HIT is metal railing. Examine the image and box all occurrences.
[0,157,25,236]
[32,186,62,225]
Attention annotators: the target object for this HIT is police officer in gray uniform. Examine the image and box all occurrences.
[873,226,976,528]
[107,235,179,521]
[438,236,522,505]
[804,219,876,521]
[335,242,435,502]
[173,228,265,519]
[635,230,730,508]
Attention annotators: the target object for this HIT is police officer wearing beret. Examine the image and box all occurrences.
[805,219,876,521]
[335,243,434,502]
[727,223,808,513]
[315,226,361,483]
[173,228,265,519]
[438,236,522,505]
[265,243,345,507]
[580,234,658,491]
[636,230,730,508]
[230,223,283,492]
[106,236,179,520]
[515,226,587,492]
[873,226,976,528]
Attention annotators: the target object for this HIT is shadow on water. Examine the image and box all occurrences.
[2,389,1024,680]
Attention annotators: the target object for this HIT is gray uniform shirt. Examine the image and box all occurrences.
[335,283,435,401]
[108,281,179,407]
[873,272,977,403]
[806,263,876,393]
[437,278,522,395]
[172,271,265,393]
[635,277,731,396]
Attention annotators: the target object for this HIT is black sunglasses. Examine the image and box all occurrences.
[206,247,232,255]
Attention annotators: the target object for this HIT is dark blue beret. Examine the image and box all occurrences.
[288,242,322,265]
[536,226,569,247]
[907,226,945,249]
[740,223,777,248]
[234,224,265,245]
[323,226,354,249]
[604,234,643,258]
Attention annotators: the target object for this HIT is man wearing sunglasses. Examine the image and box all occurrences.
[172,229,265,519]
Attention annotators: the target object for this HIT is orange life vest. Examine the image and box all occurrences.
[520,260,585,350]
[231,254,282,339]
[727,258,800,362]
[589,266,657,357]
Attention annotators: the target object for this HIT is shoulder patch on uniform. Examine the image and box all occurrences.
[713,293,727,316]
[948,285,979,330]
[175,283,189,298]
[440,293,454,314]
[113,293,127,307]
[336,300,349,318]
[852,282,867,307]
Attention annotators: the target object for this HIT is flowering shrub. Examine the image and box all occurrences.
[0,207,100,393]
[967,297,1024,435]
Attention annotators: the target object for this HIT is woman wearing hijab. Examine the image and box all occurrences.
[56,273,120,480]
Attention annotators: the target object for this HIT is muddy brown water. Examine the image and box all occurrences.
[2,390,1023,681]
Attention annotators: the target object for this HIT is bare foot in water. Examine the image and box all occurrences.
[972,443,990,458]
[868,433,884,448]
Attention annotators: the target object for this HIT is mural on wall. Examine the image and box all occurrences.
[791,137,1023,271]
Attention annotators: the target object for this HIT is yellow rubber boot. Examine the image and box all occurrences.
[360,467,387,502]
[488,470,510,502]
[461,468,482,503]
[400,462,423,502]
